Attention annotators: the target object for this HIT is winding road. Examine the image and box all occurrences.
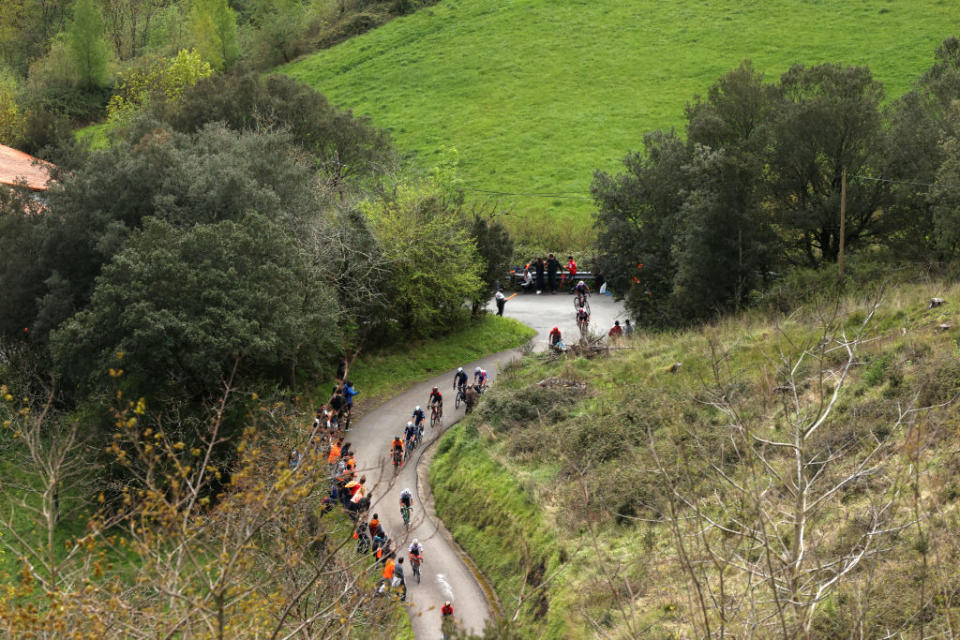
[349,292,625,638]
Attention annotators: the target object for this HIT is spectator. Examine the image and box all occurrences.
[624,319,634,336]
[495,288,506,316]
[521,269,533,293]
[595,270,605,293]
[565,255,577,292]
[380,554,396,593]
[535,257,545,294]
[327,438,342,466]
[394,557,407,601]
[343,380,359,409]
[608,320,623,338]
[546,254,560,293]
[549,326,562,347]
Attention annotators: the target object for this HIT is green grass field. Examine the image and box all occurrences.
[281,0,960,247]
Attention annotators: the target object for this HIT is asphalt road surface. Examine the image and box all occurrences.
[489,289,628,349]
[350,291,625,638]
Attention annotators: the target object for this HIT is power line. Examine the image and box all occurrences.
[461,172,958,202]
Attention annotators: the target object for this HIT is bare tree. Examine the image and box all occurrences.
[0,384,100,593]
[648,298,935,638]
[0,366,399,638]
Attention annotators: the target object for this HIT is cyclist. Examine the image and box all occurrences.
[474,367,488,390]
[408,538,424,562]
[408,538,424,582]
[404,420,418,449]
[412,405,426,431]
[576,305,590,332]
[399,488,413,523]
[453,367,468,392]
[574,279,590,298]
[390,436,405,468]
[441,600,455,637]
[428,386,443,419]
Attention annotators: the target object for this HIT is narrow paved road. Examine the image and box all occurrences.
[350,292,625,638]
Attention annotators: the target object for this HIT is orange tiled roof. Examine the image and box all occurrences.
[0,144,54,191]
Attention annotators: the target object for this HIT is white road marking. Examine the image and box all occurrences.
[435,573,455,602]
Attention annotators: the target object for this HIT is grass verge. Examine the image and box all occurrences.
[431,418,570,638]
[430,275,960,638]
[314,314,535,409]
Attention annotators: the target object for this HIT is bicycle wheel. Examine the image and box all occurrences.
[357,535,369,554]
[401,506,410,528]
[414,562,421,584]
[455,390,461,409]
[430,410,438,428]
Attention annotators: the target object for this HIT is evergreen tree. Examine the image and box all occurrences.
[65,0,110,89]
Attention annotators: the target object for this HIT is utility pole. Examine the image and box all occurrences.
[839,166,846,279]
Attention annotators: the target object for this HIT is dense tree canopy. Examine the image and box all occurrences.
[364,185,484,338]
[1,123,320,343]
[51,214,337,398]
[160,73,393,187]
[595,46,960,327]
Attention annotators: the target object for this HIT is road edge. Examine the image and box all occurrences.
[413,426,506,619]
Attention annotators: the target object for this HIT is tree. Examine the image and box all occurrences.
[187,0,239,70]
[102,0,172,60]
[0,387,98,593]
[0,65,21,144]
[930,102,960,254]
[6,123,318,343]
[162,73,393,188]
[307,205,391,357]
[0,380,401,637]
[883,37,960,259]
[767,63,890,265]
[469,209,514,313]
[363,184,483,338]
[51,213,338,399]
[106,49,212,124]
[592,130,690,327]
[0,188,48,338]
[64,0,110,89]
[676,61,778,316]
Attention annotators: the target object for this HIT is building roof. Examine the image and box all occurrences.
[0,144,54,191]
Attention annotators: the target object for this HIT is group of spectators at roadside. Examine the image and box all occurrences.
[518,254,604,295]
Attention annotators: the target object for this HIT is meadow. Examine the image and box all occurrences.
[281,0,960,247]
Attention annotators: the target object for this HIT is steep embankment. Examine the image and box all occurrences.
[280,0,960,245]
[433,273,960,638]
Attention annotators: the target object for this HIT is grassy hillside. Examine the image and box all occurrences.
[432,268,960,638]
[280,0,960,248]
